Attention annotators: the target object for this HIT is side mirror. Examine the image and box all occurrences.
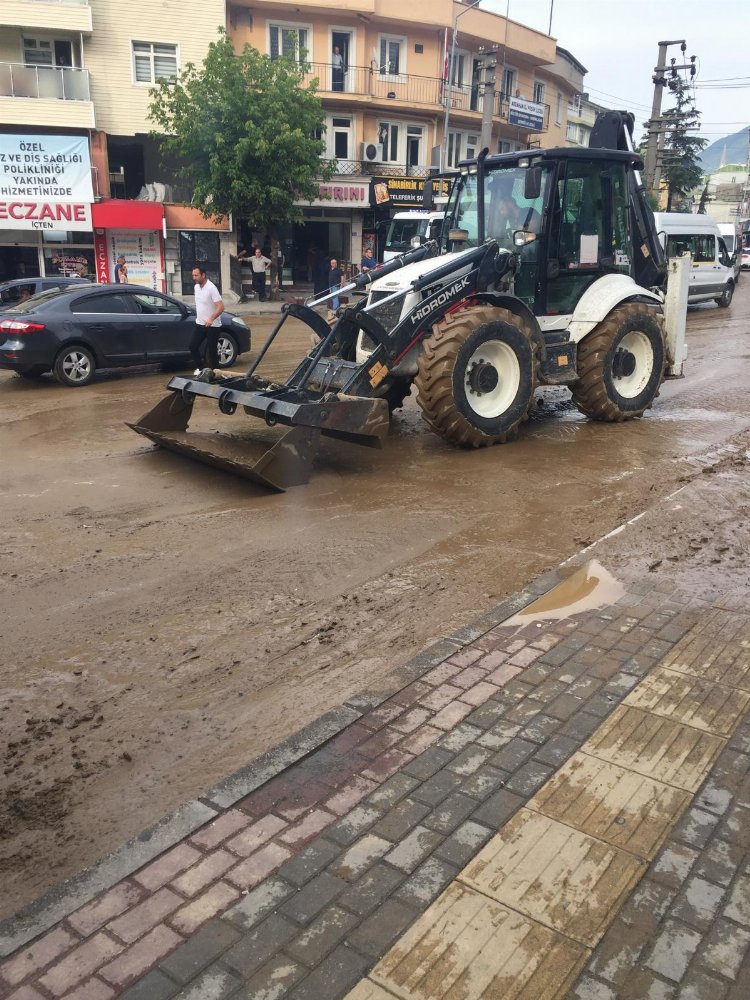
[513,231,537,248]
[423,178,435,211]
[524,165,542,201]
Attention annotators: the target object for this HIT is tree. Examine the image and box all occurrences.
[658,76,707,211]
[149,30,333,296]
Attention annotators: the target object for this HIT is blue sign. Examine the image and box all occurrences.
[508,97,545,132]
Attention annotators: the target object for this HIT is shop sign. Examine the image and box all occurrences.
[508,97,545,132]
[0,134,94,231]
[369,176,451,209]
[296,182,368,209]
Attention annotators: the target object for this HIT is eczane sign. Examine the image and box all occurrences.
[0,134,94,231]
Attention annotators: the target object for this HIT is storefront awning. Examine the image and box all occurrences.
[92,200,164,230]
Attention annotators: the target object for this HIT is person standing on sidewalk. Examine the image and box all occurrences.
[189,264,224,374]
[249,247,271,302]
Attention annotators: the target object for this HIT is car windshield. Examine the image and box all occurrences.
[385,219,427,253]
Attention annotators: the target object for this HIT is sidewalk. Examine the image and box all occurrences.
[1,442,748,1000]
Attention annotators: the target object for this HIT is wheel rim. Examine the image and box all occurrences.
[610,330,653,399]
[463,340,521,418]
[217,336,234,365]
[62,351,92,383]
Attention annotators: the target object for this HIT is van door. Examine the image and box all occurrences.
[692,234,722,298]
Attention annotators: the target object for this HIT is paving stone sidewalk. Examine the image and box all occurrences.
[1,492,748,999]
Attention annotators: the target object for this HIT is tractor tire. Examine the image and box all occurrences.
[414,305,538,447]
[571,303,665,421]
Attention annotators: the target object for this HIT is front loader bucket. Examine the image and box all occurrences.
[127,392,322,492]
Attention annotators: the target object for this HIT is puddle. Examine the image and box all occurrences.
[505,560,624,625]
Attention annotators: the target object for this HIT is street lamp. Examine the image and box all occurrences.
[441,0,482,172]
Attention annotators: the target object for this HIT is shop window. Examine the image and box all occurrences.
[269,23,310,63]
[179,231,221,295]
[133,41,178,84]
[378,35,405,77]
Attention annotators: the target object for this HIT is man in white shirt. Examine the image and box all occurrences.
[190,265,224,374]
[249,248,271,302]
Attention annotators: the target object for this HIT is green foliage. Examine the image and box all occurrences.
[658,77,707,211]
[149,30,333,229]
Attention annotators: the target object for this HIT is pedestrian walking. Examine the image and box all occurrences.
[249,247,271,302]
[328,258,342,311]
[189,264,224,374]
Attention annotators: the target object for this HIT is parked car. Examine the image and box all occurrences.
[0,283,250,386]
[0,276,91,306]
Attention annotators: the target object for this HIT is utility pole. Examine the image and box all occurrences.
[644,39,696,196]
[478,47,497,153]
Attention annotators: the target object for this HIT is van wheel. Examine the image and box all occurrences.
[716,283,733,308]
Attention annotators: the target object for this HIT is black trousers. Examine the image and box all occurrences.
[252,271,267,301]
[189,323,219,369]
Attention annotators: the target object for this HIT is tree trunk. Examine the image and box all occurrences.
[269,228,281,301]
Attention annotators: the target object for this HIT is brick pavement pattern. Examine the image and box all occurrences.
[1,568,748,999]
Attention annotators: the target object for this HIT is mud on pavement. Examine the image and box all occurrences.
[1,297,749,919]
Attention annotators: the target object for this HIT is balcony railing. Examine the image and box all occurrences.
[321,159,431,177]
[0,62,90,101]
[301,61,550,130]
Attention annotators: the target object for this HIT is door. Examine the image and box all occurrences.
[128,290,194,361]
[331,30,351,92]
[69,291,145,363]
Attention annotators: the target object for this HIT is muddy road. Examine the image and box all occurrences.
[1,293,749,916]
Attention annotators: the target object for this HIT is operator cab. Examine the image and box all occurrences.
[440,148,665,316]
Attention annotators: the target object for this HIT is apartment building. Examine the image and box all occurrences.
[0,0,230,294]
[0,0,586,294]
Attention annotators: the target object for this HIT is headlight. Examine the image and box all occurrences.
[231,317,247,327]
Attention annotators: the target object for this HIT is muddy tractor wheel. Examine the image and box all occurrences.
[414,305,538,447]
[571,303,665,422]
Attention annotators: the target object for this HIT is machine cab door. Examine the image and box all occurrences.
[544,159,634,316]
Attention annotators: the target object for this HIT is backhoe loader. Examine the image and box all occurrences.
[129,111,674,491]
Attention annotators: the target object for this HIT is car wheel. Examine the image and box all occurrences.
[216,333,238,368]
[54,345,96,387]
[715,283,733,308]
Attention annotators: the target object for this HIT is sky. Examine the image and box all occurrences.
[484,0,750,154]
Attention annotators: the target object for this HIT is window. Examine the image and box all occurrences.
[693,235,716,263]
[23,38,53,67]
[447,132,461,169]
[465,134,479,160]
[533,81,545,105]
[555,91,563,125]
[377,122,400,162]
[378,35,405,77]
[502,67,517,101]
[406,125,423,168]
[330,116,352,160]
[566,122,577,143]
[73,293,132,315]
[498,140,511,154]
[269,23,309,63]
[448,51,466,87]
[132,42,178,84]
[131,292,182,315]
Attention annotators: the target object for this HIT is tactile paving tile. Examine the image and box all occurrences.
[460,808,645,946]
[623,666,750,737]
[528,752,690,859]
[583,705,725,792]
[659,615,750,691]
[368,882,588,1000]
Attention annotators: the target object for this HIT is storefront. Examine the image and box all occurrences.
[91,200,165,291]
[367,175,452,261]
[292,178,369,286]
[163,205,233,298]
[0,133,94,281]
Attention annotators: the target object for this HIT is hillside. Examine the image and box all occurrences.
[699,128,750,173]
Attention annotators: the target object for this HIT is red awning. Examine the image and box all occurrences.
[92,200,164,230]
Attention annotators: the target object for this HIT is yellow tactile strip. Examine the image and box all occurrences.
[346,603,749,1000]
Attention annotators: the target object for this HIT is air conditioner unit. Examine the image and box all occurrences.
[361,141,386,164]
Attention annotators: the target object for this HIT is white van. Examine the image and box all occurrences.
[653,212,735,308]
[383,211,444,262]
[718,223,742,280]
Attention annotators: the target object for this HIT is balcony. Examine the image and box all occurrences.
[1,0,92,33]
[0,63,95,127]
[301,61,550,133]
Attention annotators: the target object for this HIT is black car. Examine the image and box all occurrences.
[0,283,250,386]
[0,276,91,306]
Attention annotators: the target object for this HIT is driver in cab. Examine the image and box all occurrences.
[489,180,541,249]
